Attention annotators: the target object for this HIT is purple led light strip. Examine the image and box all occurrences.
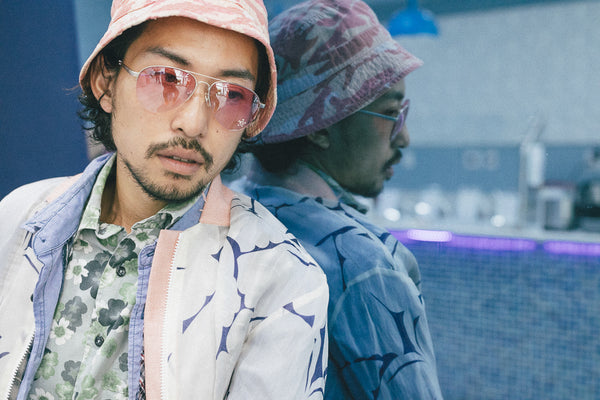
[391,229,600,255]
[543,241,600,256]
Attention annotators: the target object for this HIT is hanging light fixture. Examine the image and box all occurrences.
[387,0,438,36]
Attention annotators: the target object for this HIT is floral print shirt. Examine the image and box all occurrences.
[28,156,199,400]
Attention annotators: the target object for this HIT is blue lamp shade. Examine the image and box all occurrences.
[387,0,438,36]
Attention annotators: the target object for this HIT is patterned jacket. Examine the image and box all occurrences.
[0,154,328,400]
[233,167,442,400]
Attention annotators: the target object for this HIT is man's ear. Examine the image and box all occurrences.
[306,129,330,150]
[89,55,115,113]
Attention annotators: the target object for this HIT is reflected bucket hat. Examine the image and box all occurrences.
[78,0,277,137]
[258,0,423,144]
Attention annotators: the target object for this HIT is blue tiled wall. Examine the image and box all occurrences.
[398,236,600,399]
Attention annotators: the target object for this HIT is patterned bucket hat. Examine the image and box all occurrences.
[258,0,423,144]
[78,0,277,137]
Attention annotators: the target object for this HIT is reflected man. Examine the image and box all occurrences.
[232,0,442,398]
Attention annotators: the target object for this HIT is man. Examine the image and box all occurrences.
[0,1,328,399]
[232,0,443,398]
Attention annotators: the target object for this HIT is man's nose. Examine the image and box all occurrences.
[393,125,410,148]
[170,85,211,138]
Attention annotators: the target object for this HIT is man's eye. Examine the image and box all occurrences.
[227,89,244,100]
[163,72,179,84]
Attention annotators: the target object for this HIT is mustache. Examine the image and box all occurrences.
[145,137,214,170]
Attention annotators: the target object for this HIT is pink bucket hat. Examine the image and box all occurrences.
[257,0,423,144]
[79,0,276,137]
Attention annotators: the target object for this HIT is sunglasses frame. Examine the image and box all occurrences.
[118,61,265,131]
[357,99,410,143]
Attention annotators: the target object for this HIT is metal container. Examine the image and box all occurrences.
[575,178,600,231]
[537,186,574,230]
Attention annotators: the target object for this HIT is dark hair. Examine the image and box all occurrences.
[223,40,271,173]
[78,23,149,151]
[239,136,310,173]
[252,41,270,110]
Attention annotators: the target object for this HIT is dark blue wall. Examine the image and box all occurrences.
[0,1,89,198]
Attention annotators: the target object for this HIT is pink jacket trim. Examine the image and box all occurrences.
[145,229,180,400]
[200,175,233,226]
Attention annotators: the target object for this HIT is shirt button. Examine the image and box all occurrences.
[116,266,126,277]
[94,335,104,347]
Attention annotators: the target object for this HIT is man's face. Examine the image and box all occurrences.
[324,80,410,198]
[96,17,259,203]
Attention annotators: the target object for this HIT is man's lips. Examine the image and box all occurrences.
[145,137,215,177]
[384,150,403,180]
[388,149,403,167]
[156,148,205,176]
[157,148,203,165]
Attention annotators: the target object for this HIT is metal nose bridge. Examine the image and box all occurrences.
[189,78,213,108]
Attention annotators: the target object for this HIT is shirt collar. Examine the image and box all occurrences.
[78,154,201,234]
[300,161,369,214]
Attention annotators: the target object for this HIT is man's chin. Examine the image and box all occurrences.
[124,158,211,203]
[141,181,208,203]
[349,183,384,199]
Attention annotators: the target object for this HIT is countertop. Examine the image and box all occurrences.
[373,216,600,244]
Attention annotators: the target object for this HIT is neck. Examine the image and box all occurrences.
[100,162,167,233]
[247,158,338,201]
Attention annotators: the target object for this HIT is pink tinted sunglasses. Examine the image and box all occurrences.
[119,61,265,131]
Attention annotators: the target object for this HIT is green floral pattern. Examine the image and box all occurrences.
[28,156,198,399]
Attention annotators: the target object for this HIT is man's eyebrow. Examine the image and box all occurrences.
[384,91,405,101]
[220,69,256,82]
[145,46,256,82]
[146,46,189,66]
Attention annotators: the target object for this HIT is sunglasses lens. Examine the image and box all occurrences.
[132,65,260,130]
[390,100,410,142]
[136,67,195,113]
[209,82,260,130]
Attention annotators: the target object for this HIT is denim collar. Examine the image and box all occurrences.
[300,161,368,214]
